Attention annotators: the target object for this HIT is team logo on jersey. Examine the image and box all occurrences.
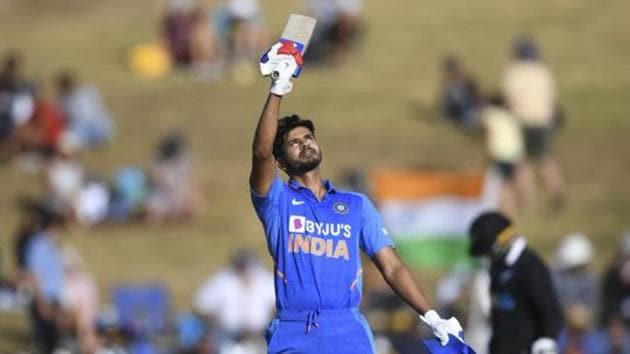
[288,215,306,233]
[333,202,349,215]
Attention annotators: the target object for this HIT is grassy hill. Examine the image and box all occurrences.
[1,0,629,349]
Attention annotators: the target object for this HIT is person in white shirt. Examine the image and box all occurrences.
[481,94,525,217]
[194,249,275,341]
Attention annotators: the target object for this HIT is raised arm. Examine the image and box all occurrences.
[250,94,282,195]
[250,42,301,195]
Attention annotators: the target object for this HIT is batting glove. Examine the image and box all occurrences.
[531,338,558,354]
[420,310,464,346]
[260,41,303,96]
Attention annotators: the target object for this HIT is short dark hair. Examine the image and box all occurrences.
[273,114,315,160]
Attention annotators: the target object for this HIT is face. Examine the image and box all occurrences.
[280,126,322,175]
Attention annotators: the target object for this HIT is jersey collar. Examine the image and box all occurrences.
[288,178,337,195]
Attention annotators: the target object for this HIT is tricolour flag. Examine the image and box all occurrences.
[371,169,499,267]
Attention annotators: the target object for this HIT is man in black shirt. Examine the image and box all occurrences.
[469,211,563,354]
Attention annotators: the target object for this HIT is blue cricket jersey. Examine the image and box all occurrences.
[251,175,394,311]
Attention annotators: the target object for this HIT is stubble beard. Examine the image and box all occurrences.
[285,150,323,176]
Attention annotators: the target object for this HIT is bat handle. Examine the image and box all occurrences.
[271,71,280,80]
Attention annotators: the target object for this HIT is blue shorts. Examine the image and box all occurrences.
[266,308,375,354]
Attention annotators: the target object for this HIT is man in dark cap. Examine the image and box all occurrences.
[469,211,563,354]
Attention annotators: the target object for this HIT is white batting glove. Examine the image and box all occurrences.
[268,56,297,96]
[420,310,463,346]
[260,42,300,96]
[531,338,558,354]
[270,78,293,96]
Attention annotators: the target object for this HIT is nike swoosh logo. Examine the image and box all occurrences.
[291,198,305,206]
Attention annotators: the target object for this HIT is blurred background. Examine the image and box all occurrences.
[0,0,629,353]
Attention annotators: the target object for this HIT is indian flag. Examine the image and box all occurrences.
[371,169,499,268]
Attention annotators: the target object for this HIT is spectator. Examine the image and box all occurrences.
[160,0,199,66]
[189,4,222,81]
[225,0,266,62]
[557,303,608,354]
[194,249,275,347]
[146,131,203,223]
[468,211,564,354]
[0,50,35,148]
[603,315,630,354]
[72,175,111,227]
[13,196,45,282]
[23,204,66,353]
[552,233,598,311]
[480,93,525,217]
[59,246,99,353]
[18,91,65,156]
[439,56,481,130]
[55,70,115,150]
[304,0,364,64]
[502,36,565,209]
[44,150,84,217]
[601,232,630,328]
[108,166,148,223]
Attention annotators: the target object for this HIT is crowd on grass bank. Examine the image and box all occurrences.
[0,50,205,228]
[130,0,364,83]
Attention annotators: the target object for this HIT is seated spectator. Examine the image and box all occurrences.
[13,196,45,282]
[146,131,203,223]
[160,0,199,66]
[12,85,66,155]
[59,246,99,354]
[189,5,222,81]
[603,315,630,354]
[601,232,630,328]
[108,166,148,223]
[194,249,275,347]
[557,303,608,354]
[72,175,111,227]
[55,70,115,150]
[22,204,67,353]
[552,233,598,311]
[225,0,266,62]
[0,50,35,149]
[439,56,481,130]
[304,0,364,64]
[44,150,84,217]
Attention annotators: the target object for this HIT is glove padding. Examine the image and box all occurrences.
[420,310,464,346]
[531,338,557,354]
[260,41,303,96]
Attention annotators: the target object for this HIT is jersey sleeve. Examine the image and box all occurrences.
[359,195,395,257]
[250,175,284,253]
[250,175,283,220]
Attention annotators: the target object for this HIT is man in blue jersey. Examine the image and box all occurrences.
[251,44,463,353]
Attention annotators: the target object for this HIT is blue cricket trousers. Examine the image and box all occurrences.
[266,308,376,354]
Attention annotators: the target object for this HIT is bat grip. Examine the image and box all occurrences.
[271,71,280,80]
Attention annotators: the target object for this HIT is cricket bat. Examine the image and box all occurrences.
[271,14,317,79]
